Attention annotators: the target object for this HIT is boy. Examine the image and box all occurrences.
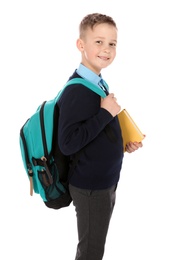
[57,13,143,260]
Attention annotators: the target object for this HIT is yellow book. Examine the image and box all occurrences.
[118,109,144,151]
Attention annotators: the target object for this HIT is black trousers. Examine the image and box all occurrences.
[69,184,117,260]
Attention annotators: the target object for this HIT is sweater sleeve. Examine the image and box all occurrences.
[57,84,113,155]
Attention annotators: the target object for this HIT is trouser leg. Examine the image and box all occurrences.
[69,184,117,260]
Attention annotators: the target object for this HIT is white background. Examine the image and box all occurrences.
[0,0,179,259]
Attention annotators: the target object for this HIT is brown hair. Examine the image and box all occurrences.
[79,13,117,38]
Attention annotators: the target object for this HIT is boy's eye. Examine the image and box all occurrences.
[110,43,117,47]
[96,40,102,44]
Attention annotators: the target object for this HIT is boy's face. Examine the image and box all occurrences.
[77,23,117,75]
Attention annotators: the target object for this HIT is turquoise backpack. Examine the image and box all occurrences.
[19,78,106,209]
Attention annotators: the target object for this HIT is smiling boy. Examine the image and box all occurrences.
[57,13,143,260]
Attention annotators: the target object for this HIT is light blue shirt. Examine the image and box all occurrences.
[76,64,109,92]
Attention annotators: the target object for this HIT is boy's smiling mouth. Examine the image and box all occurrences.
[98,56,110,60]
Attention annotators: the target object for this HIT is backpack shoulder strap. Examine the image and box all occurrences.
[67,78,107,98]
[55,77,107,102]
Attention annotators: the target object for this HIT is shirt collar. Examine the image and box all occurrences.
[76,64,102,86]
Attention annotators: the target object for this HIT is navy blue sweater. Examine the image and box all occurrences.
[57,72,124,190]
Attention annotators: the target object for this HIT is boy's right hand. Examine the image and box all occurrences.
[100,93,121,117]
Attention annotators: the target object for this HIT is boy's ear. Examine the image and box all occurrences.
[76,38,84,51]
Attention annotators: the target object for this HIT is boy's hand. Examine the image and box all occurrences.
[101,93,121,117]
[125,141,143,153]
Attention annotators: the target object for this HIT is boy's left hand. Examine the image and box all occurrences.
[125,141,143,153]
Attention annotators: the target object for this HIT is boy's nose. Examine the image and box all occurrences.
[103,46,110,53]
